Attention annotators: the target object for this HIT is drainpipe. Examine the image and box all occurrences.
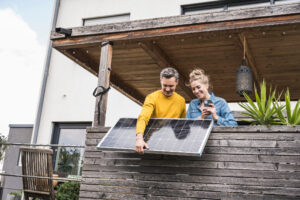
[31,0,60,144]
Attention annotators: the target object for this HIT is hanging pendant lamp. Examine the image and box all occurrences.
[236,36,253,96]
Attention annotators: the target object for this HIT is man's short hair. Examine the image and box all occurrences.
[160,67,179,81]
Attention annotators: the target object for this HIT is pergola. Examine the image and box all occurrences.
[51,2,300,126]
[50,3,300,199]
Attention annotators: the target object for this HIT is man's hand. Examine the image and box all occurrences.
[135,133,149,154]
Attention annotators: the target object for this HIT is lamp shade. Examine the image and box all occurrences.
[236,64,253,96]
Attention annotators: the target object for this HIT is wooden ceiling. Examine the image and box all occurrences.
[51,3,300,105]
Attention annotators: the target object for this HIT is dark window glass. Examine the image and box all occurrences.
[51,123,91,178]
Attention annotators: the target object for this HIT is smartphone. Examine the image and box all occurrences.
[204,100,213,107]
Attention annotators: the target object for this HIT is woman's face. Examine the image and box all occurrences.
[190,80,209,100]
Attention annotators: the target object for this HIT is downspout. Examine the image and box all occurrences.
[31,0,60,144]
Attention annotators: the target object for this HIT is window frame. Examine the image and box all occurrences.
[181,0,274,15]
[82,13,130,26]
[50,122,92,175]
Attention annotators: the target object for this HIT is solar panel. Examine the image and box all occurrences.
[97,118,213,157]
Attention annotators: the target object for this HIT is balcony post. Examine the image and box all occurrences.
[93,41,113,127]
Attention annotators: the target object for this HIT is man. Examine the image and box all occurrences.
[135,67,186,154]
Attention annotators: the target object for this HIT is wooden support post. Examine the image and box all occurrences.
[93,41,113,127]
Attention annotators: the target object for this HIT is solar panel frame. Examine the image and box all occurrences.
[97,118,214,157]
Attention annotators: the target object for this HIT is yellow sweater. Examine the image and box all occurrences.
[136,90,186,134]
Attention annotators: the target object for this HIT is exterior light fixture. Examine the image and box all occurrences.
[236,36,253,96]
[55,27,72,37]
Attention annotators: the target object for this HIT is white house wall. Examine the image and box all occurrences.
[36,0,209,144]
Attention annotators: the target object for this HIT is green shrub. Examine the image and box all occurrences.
[56,181,80,200]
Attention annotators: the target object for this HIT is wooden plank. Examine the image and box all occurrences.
[52,3,300,39]
[86,125,300,134]
[83,152,300,165]
[80,184,297,200]
[209,133,300,140]
[84,145,300,155]
[86,138,298,149]
[88,159,279,171]
[80,127,300,199]
[82,169,300,182]
[80,180,300,197]
[211,126,300,133]
[82,165,300,188]
[93,42,113,127]
[204,146,300,156]
[207,140,277,147]
[52,14,300,49]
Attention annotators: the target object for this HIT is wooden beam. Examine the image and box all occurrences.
[52,3,300,39]
[52,14,300,50]
[138,41,194,99]
[238,33,261,86]
[62,48,144,106]
[63,49,97,76]
[93,42,113,127]
[110,74,144,106]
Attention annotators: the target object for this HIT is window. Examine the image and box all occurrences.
[51,123,91,178]
[83,13,130,26]
[181,0,275,15]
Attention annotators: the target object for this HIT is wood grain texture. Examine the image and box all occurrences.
[52,3,300,39]
[79,126,300,199]
[52,13,300,102]
[93,42,113,127]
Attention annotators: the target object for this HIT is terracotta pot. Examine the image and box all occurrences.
[52,174,59,188]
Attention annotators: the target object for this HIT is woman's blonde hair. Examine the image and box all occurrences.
[189,68,212,90]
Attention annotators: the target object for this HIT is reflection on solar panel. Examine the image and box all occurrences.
[97,118,213,156]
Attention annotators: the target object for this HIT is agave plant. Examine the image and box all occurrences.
[273,89,300,125]
[238,80,280,125]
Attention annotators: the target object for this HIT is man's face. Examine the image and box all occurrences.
[160,77,178,97]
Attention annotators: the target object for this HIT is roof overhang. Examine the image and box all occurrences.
[51,2,300,105]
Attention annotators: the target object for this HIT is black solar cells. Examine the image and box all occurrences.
[97,118,213,156]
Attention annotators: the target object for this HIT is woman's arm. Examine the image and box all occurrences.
[216,100,237,126]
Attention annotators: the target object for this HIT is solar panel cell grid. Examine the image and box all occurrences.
[97,118,213,156]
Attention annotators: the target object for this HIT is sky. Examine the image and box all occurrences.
[0,0,54,136]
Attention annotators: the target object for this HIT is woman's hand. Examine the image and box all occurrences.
[198,108,210,119]
[198,104,210,119]
[198,104,219,121]
[205,104,219,121]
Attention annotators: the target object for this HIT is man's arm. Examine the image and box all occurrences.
[135,94,155,154]
[180,101,187,118]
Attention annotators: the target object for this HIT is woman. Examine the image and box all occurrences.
[186,69,237,126]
